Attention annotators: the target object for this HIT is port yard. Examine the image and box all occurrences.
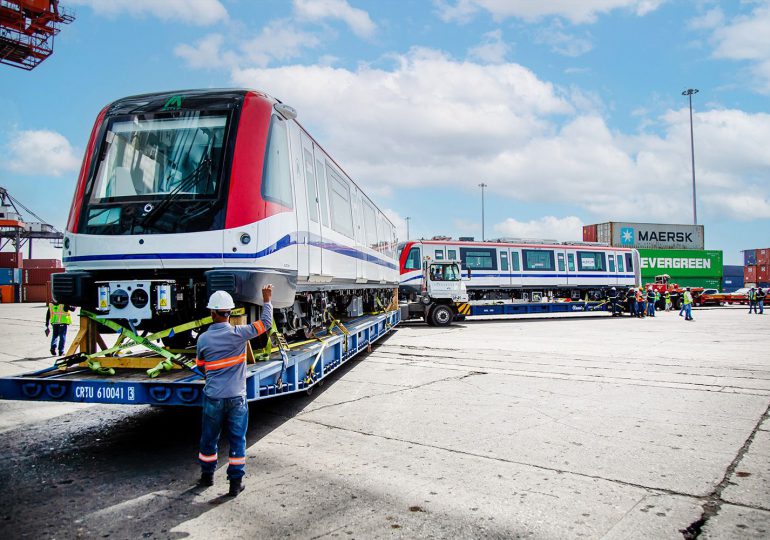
[1,303,767,539]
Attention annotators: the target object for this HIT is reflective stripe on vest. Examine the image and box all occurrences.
[49,304,71,325]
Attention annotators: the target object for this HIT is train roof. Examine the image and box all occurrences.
[407,239,634,251]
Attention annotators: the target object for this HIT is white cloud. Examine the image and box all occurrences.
[468,29,510,63]
[175,23,320,69]
[494,216,584,241]
[69,0,228,25]
[687,8,724,31]
[708,3,770,94]
[435,0,665,24]
[227,48,770,223]
[293,0,376,38]
[534,21,593,57]
[4,130,80,177]
[383,209,408,241]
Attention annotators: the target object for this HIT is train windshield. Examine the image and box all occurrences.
[81,111,231,235]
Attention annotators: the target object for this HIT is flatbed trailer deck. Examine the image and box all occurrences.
[0,310,399,407]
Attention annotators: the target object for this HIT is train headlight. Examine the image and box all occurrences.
[156,283,172,312]
[240,233,251,245]
[97,285,110,312]
[110,289,129,309]
[130,288,149,309]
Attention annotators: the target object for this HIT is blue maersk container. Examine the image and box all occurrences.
[0,268,21,286]
[744,250,757,265]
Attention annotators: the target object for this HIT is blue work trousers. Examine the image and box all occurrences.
[684,304,693,320]
[198,395,248,480]
[760,300,765,314]
[637,301,645,317]
[646,301,655,317]
[50,324,68,355]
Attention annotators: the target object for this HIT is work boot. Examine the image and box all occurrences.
[228,478,244,497]
[50,348,56,355]
[198,472,214,487]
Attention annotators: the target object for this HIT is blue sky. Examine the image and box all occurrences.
[2,0,770,264]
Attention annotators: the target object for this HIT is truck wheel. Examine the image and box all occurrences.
[430,305,453,327]
[454,314,466,322]
[424,307,435,326]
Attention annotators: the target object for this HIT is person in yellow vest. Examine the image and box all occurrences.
[45,303,74,356]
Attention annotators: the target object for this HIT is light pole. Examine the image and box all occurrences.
[405,216,411,240]
[478,182,488,241]
[682,88,699,225]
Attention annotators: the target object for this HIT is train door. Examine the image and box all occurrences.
[607,253,617,286]
[510,249,522,288]
[353,189,366,282]
[616,251,626,286]
[499,249,512,286]
[313,147,331,277]
[300,132,322,277]
[286,123,306,277]
[556,251,567,287]
[566,251,576,286]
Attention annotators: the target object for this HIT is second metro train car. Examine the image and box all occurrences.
[53,89,399,342]
[398,239,640,301]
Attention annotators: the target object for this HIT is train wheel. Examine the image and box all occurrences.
[431,305,453,327]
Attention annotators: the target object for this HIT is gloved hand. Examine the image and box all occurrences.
[45,326,50,337]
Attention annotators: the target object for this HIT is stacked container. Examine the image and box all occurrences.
[722,265,744,292]
[743,248,770,287]
[0,251,23,303]
[21,259,63,303]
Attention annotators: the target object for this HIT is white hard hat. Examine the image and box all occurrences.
[207,290,235,310]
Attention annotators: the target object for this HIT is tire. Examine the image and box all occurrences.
[430,304,454,327]
[424,307,435,326]
[454,314,466,322]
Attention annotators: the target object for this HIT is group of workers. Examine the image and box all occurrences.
[747,287,766,314]
[606,286,694,321]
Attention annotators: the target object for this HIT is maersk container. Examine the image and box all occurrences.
[587,222,704,249]
[744,250,757,266]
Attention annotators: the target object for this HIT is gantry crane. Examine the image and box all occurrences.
[0,0,74,70]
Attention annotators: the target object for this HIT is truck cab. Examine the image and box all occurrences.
[422,259,468,303]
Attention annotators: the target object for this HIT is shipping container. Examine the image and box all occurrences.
[721,276,744,293]
[582,224,597,242]
[637,249,723,279]
[0,268,22,285]
[0,285,14,303]
[22,258,62,269]
[744,250,757,266]
[757,249,770,266]
[587,222,704,249]
[22,284,49,303]
[758,265,769,283]
[0,252,23,268]
[745,265,757,283]
[23,268,64,286]
[723,265,744,278]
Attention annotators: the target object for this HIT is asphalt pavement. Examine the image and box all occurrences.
[0,303,767,539]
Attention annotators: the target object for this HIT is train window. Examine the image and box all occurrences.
[460,248,497,270]
[567,253,575,271]
[303,149,318,223]
[448,249,457,261]
[617,254,625,272]
[557,253,565,272]
[262,116,293,208]
[577,251,606,271]
[522,250,554,271]
[435,250,444,260]
[363,202,378,250]
[500,251,509,271]
[608,255,616,272]
[625,253,633,271]
[512,251,520,271]
[314,159,330,227]
[405,247,421,270]
[326,165,354,238]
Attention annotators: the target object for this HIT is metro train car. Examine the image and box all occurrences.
[398,238,640,301]
[53,89,399,343]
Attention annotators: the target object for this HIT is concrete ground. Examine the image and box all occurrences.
[0,302,767,539]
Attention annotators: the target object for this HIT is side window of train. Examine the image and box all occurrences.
[405,247,421,269]
[325,164,354,237]
[617,254,625,272]
[512,251,520,271]
[448,249,457,261]
[625,253,633,271]
[314,158,330,227]
[608,255,616,272]
[363,202,378,250]
[577,251,606,271]
[262,116,293,208]
[567,253,575,271]
[460,248,497,270]
[303,149,318,223]
[500,251,509,271]
[557,253,565,272]
[522,250,554,271]
[435,250,444,260]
